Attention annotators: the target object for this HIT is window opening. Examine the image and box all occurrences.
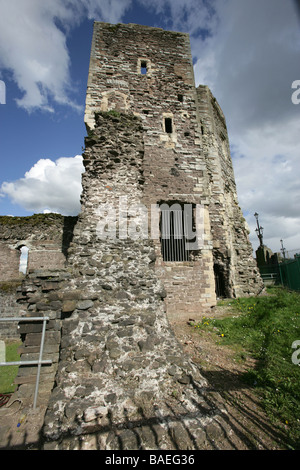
[19,246,29,274]
[214,264,226,298]
[159,203,196,262]
[141,61,147,75]
[178,94,183,102]
[164,118,173,134]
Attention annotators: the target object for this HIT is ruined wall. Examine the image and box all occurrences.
[11,270,70,405]
[0,214,77,338]
[0,281,21,339]
[84,22,217,321]
[2,23,265,449]
[0,214,77,281]
[197,85,263,297]
[41,112,229,450]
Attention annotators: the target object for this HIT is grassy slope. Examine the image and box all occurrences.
[193,287,300,449]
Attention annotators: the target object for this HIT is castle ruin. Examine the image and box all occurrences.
[0,23,263,450]
[82,23,262,322]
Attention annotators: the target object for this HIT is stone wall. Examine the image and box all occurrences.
[0,214,77,281]
[0,281,21,339]
[41,112,229,450]
[11,270,70,406]
[84,22,217,321]
[83,22,263,321]
[197,85,262,298]
[0,214,77,339]
[0,22,265,450]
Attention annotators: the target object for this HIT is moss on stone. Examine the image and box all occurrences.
[0,213,64,227]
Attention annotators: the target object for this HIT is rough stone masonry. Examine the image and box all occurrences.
[83,22,263,321]
[0,22,264,449]
[42,110,227,450]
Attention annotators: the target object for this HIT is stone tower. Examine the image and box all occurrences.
[83,22,263,322]
[7,22,265,450]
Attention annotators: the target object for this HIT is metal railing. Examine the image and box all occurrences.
[0,316,52,408]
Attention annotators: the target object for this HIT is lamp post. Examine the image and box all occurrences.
[280,239,286,259]
[254,212,264,247]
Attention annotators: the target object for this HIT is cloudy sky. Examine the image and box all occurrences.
[0,0,299,256]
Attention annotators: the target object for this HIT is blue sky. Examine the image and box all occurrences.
[0,0,300,255]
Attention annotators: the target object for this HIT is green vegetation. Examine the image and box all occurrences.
[0,281,22,293]
[0,213,64,227]
[0,340,21,394]
[107,23,122,32]
[192,287,300,449]
[106,110,121,118]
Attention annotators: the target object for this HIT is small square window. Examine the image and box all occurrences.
[141,60,147,74]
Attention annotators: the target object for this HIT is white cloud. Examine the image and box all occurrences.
[190,0,300,254]
[138,0,218,36]
[146,0,300,254]
[0,0,75,111]
[84,0,132,23]
[1,0,299,256]
[0,0,132,112]
[0,156,84,215]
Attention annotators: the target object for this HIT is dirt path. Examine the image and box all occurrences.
[0,400,47,450]
[171,305,289,450]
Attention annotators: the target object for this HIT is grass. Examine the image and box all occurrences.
[0,340,21,394]
[192,286,300,449]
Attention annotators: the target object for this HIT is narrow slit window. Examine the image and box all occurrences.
[141,61,147,75]
[165,118,173,134]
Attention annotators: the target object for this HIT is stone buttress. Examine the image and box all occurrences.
[42,112,229,450]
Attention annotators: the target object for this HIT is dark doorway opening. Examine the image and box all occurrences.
[214,264,226,298]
